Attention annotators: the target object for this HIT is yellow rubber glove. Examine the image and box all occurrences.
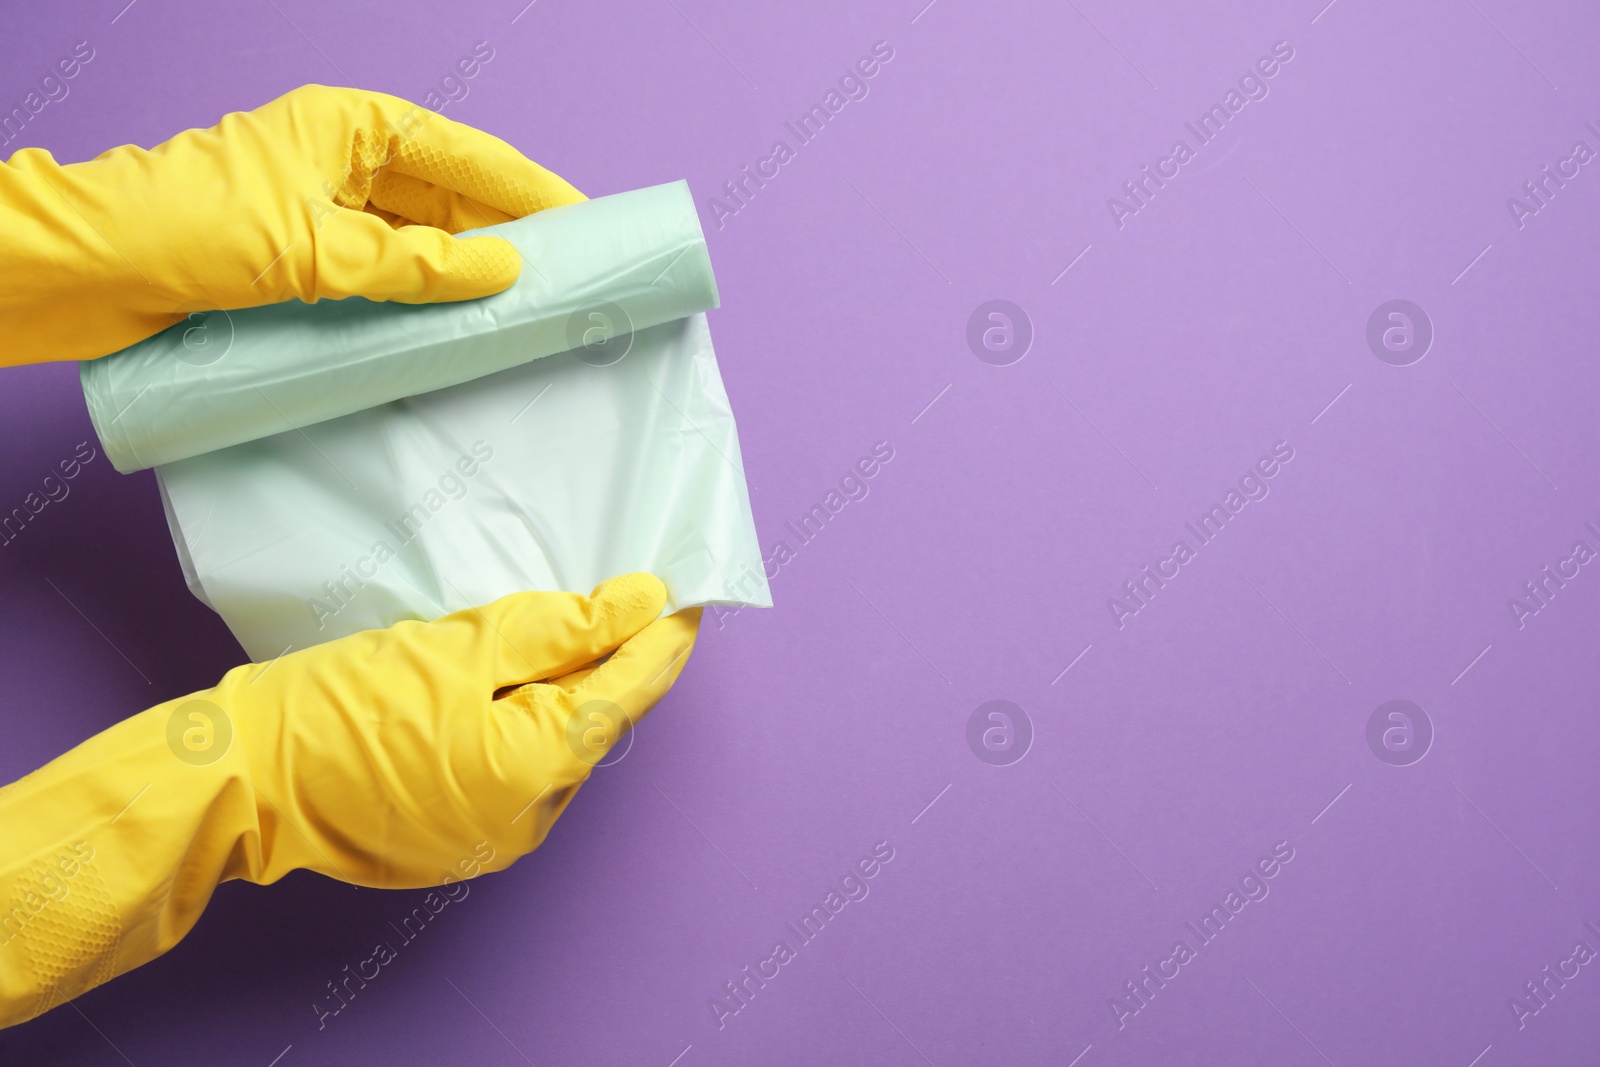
[0,575,699,1029]
[0,83,585,366]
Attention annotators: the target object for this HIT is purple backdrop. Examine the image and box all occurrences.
[3,1,1598,1064]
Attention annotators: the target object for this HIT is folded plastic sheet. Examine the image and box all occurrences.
[80,182,770,661]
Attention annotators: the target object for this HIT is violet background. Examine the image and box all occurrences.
[2,1,1598,1064]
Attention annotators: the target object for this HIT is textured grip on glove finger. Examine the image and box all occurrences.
[418,232,524,298]
[393,137,583,217]
[337,127,399,211]
[8,853,120,1021]
[340,121,580,225]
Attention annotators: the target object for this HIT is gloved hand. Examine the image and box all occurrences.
[0,575,699,1029]
[0,83,584,366]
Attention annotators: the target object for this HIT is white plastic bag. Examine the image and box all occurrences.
[158,311,769,662]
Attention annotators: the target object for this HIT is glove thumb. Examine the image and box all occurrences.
[313,209,522,304]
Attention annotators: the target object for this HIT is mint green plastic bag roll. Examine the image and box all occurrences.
[81,181,718,473]
[78,179,770,659]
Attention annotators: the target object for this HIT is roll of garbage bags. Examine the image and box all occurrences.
[80,181,770,661]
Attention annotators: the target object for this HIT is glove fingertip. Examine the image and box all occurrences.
[428,233,521,301]
[589,573,667,618]
[573,606,702,720]
[472,575,668,690]
[321,215,521,304]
